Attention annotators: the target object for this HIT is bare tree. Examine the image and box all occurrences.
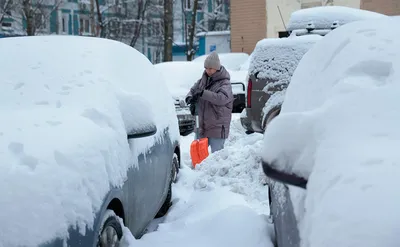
[0,0,13,25]
[18,0,62,35]
[163,0,173,61]
[129,0,150,47]
[185,0,198,61]
[204,0,229,31]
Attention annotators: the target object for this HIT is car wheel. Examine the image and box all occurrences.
[97,210,123,247]
[155,183,172,218]
[171,153,180,183]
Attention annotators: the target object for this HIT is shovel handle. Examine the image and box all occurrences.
[195,104,200,140]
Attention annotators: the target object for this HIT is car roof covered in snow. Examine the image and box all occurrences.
[249,34,322,81]
[287,6,387,31]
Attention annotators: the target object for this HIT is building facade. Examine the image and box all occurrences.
[230,0,400,54]
[230,0,266,55]
[361,0,400,16]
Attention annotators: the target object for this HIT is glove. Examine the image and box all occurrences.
[190,89,204,104]
[185,96,192,105]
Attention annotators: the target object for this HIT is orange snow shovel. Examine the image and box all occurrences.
[190,105,209,168]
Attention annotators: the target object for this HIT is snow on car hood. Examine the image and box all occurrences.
[262,16,400,247]
[155,61,205,99]
[0,36,178,247]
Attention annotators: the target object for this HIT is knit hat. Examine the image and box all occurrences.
[204,51,221,70]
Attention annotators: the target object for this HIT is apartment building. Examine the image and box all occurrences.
[231,0,400,54]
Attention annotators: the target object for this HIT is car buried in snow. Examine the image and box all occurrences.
[261,15,396,247]
[0,35,181,247]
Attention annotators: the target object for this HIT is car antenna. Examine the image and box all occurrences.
[277,5,287,32]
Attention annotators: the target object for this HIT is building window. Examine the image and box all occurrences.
[197,0,203,10]
[79,17,90,34]
[185,0,190,9]
[62,16,68,33]
[185,0,203,10]
[62,18,65,32]
[1,22,12,27]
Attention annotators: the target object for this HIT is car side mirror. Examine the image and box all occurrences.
[127,124,157,139]
[119,92,158,139]
[262,160,307,189]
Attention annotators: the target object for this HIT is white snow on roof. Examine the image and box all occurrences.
[287,6,387,31]
[0,36,179,247]
[262,16,400,247]
[196,30,230,37]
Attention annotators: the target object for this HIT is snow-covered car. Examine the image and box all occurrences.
[242,34,322,134]
[261,16,397,247]
[241,6,386,135]
[0,36,180,247]
[154,61,205,136]
[192,52,250,71]
[287,5,386,36]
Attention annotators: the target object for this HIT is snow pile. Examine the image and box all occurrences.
[262,16,400,247]
[0,36,178,247]
[193,52,250,71]
[120,114,274,247]
[155,61,205,99]
[193,115,270,214]
[287,6,387,31]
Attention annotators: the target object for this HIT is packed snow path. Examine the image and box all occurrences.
[120,114,275,247]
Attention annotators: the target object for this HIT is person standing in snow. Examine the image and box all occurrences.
[185,51,234,153]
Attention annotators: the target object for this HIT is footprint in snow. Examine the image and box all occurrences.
[14,83,24,90]
[8,142,38,170]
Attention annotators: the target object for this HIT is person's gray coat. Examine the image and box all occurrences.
[186,66,234,139]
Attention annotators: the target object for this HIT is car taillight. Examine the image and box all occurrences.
[247,78,252,108]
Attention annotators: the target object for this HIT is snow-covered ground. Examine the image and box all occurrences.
[120,114,275,247]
